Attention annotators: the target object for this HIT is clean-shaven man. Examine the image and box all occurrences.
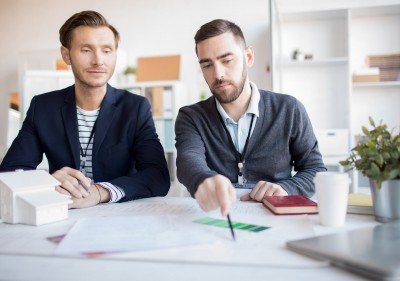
[0,11,170,208]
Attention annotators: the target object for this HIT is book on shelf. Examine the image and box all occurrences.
[154,119,174,151]
[150,87,164,116]
[262,195,318,215]
[347,193,374,215]
[163,120,174,150]
[367,53,400,82]
[162,88,173,118]
[144,86,174,117]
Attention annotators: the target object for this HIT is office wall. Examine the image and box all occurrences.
[1,0,398,157]
[277,0,400,12]
[0,0,271,157]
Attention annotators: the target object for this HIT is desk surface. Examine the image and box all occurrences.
[0,196,378,281]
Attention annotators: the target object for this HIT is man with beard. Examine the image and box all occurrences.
[175,19,326,216]
[0,11,170,208]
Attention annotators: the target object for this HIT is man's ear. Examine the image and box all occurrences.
[60,46,71,65]
[245,46,254,67]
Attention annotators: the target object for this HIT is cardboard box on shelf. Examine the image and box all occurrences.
[352,74,380,82]
[352,67,380,82]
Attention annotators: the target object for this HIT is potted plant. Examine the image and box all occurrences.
[340,117,400,222]
[123,66,137,83]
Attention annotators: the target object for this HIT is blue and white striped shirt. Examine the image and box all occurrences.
[77,106,125,203]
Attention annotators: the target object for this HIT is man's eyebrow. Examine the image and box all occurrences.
[199,58,211,64]
[78,43,115,49]
[199,52,234,64]
[216,52,234,60]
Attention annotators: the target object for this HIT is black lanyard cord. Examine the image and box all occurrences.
[216,107,255,184]
[217,112,255,162]
[79,120,97,174]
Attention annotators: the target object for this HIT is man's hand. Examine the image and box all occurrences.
[195,174,236,216]
[56,184,101,209]
[52,167,91,198]
[240,181,288,202]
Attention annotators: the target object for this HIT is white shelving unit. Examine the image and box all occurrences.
[22,70,74,122]
[20,70,75,171]
[119,80,188,196]
[271,2,400,191]
[350,5,400,137]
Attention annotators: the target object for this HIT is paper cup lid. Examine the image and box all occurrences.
[314,171,351,183]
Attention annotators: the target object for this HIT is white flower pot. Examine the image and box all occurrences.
[125,74,136,84]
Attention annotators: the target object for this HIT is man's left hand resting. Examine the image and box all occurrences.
[240,181,288,202]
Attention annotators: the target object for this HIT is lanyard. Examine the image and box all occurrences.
[79,120,97,176]
[217,111,255,185]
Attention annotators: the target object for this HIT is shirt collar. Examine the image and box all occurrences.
[216,81,260,123]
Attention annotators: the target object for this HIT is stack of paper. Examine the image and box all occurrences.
[347,193,373,215]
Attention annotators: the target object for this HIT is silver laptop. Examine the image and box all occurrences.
[286,221,400,281]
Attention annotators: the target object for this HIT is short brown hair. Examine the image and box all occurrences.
[59,10,120,49]
[194,19,246,54]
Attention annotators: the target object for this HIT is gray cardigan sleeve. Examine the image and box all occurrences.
[175,108,218,197]
[275,99,326,197]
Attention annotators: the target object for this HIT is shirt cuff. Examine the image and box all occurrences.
[96,182,125,203]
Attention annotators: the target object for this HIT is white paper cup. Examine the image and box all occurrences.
[314,172,351,227]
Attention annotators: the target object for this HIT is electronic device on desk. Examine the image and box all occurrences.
[262,195,318,215]
[286,221,400,281]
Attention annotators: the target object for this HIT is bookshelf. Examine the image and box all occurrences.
[22,70,74,121]
[271,2,400,191]
[20,70,75,171]
[118,81,188,196]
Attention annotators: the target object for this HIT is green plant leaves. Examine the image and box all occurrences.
[340,116,400,189]
[362,126,370,136]
[369,116,375,127]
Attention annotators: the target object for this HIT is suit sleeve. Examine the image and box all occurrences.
[0,97,44,171]
[107,99,170,201]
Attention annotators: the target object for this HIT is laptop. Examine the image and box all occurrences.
[286,221,400,281]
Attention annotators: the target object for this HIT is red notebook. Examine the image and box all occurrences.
[262,195,318,215]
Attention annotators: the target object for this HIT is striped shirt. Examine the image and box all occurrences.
[77,106,125,203]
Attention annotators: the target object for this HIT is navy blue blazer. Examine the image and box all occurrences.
[0,84,170,201]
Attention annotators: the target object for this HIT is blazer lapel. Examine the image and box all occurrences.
[92,84,117,158]
[61,88,80,169]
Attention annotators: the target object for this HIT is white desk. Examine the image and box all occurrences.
[0,197,378,281]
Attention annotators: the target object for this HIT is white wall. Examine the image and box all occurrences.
[1,0,398,158]
[276,0,400,12]
[0,0,271,157]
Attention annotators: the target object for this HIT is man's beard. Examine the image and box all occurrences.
[210,67,247,104]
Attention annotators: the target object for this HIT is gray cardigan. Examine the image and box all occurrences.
[175,89,326,198]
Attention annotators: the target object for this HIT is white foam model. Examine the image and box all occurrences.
[0,170,72,226]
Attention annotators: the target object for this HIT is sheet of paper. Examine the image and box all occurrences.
[0,196,379,267]
[67,197,269,219]
[54,215,218,256]
[106,214,325,267]
[56,209,324,267]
